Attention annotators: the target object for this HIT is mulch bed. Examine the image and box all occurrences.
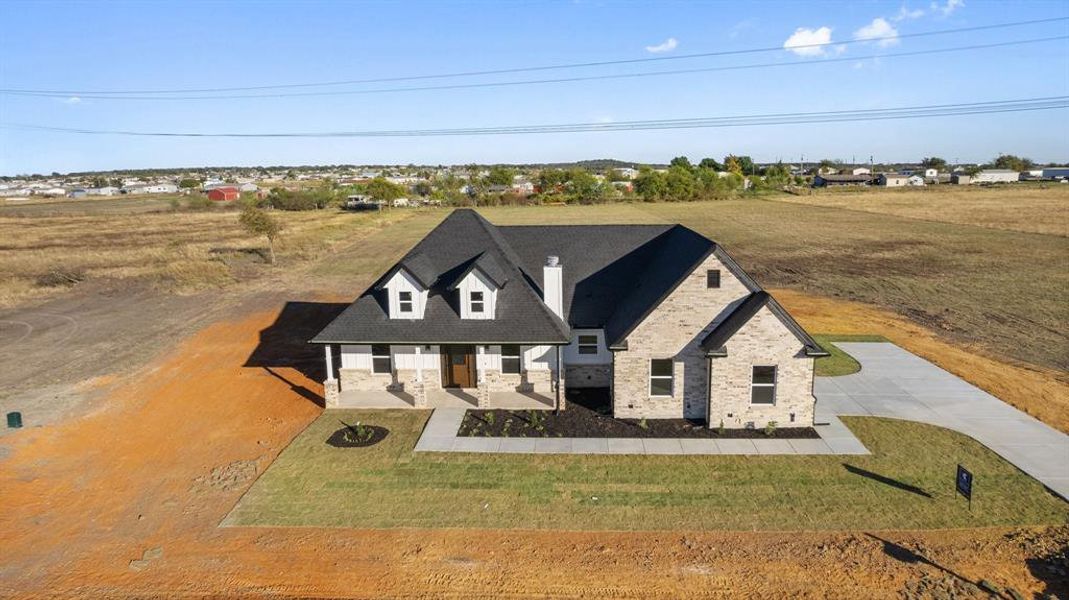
[457,389,820,439]
[326,424,389,448]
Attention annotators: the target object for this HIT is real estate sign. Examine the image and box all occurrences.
[956,464,973,505]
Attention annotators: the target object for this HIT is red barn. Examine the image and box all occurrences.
[207,187,239,202]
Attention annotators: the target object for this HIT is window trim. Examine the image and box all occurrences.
[750,365,777,405]
[500,344,521,374]
[397,290,414,314]
[577,334,599,355]
[706,269,721,289]
[649,358,674,397]
[371,344,392,374]
[470,290,485,314]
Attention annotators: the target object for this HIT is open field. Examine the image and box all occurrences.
[0,205,412,307]
[780,184,1069,236]
[0,193,185,216]
[228,409,1066,531]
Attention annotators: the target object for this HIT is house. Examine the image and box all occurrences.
[850,167,871,176]
[924,168,939,178]
[310,210,828,429]
[1041,167,1069,180]
[875,174,909,187]
[86,186,120,196]
[68,188,88,198]
[812,174,871,187]
[906,175,926,186]
[207,187,240,202]
[970,169,1021,184]
[951,174,971,185]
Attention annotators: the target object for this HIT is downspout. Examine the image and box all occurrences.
[706,355,713,430]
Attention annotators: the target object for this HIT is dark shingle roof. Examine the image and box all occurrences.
[311,208,827,355]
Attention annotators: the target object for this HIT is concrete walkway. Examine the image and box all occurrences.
[816,343,1069,500]
[413,407,868,455]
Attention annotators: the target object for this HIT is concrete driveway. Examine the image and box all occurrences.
[815,342,1069,501]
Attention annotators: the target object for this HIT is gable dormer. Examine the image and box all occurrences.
[456,267,498,319]
[380,267,428,319]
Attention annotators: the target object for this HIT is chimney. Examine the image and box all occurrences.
[543,256,563,319]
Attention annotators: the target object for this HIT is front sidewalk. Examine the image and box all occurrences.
[413,407,868,455]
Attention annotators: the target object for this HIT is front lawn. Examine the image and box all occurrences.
[225,410,1067,531]
[813,334,888,377]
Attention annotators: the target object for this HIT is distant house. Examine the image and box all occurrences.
[238,182,260,193]
[970,169,1021,184]
[812,174,871,187]
[124,183,179,194]
[40,187,67,196]
[906,175,926,187]
[613,167,638,180]
[68,188,88,198]
[924,168,939,178]
[850,167,871,176]
[1041,167,1069,180]
[392,197,411,207]
[951,174,971,185]
[86,186,120,196]
[875,174,909,187]
[207,187,240,202]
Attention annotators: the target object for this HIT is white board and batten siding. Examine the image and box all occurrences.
[457,270,498,319]
[384,270,428,319]
[341,344,441,370]
[341,344,554,372]
[562,328,611,365]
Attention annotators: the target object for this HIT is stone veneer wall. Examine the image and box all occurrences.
[612,252,816,426]
[564,364,611,388]
[339,368,442,393]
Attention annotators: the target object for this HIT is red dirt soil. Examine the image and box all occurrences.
[0,301,1065,599]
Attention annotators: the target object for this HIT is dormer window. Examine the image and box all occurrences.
[470,291,485,314]
[398,291,413,314]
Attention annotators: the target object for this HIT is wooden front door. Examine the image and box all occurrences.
[442,345,476,388]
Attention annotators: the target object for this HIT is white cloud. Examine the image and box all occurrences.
[853,18,900,48]
[894,5,926,20]
[645,37,678,54]
[931,0,964,16]
[62,96,81,105]
[783,26,834,57]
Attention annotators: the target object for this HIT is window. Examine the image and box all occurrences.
[707,269,721,288]
[470,291,485,313]
[751,366,777,404]
[398,291,413,314]
[577,334,598,355]
[649,359,673,396]
[371,345,392,374]
[501,344,521,374]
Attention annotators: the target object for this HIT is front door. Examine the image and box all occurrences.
[442,345,476,388]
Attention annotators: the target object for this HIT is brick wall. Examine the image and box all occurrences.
[612,253,816,426]
[565,364,611,388]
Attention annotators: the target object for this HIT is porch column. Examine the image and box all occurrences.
[477,345,489,408]
[323,345,340,408]
[412,345,427,407]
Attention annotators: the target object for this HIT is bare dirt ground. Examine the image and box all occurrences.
[0,290,1066,599]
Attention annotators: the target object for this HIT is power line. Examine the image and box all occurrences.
[5,97,1065,138]
[5,36,1064,101]
[3,16,1066,96]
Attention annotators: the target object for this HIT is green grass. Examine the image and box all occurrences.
[813,334,888,377]
[226,410,1067,531]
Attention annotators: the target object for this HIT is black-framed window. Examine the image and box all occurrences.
[707,269,721,288]
[649,359,673,396]
[470,291,485,313]
[751,365,777,404]
[371,344,392,374]
[501,344,521,374]
[577,334,598,355]
[398,291,413,313]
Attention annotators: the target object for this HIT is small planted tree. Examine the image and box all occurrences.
[239,206,282,264]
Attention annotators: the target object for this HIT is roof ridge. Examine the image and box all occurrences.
[466,210,571,338]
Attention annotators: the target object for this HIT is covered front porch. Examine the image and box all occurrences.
[335,387,554,409]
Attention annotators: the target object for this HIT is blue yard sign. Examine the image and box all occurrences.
[956,464,973,510]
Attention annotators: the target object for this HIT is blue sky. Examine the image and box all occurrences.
[1,0,1067,174]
